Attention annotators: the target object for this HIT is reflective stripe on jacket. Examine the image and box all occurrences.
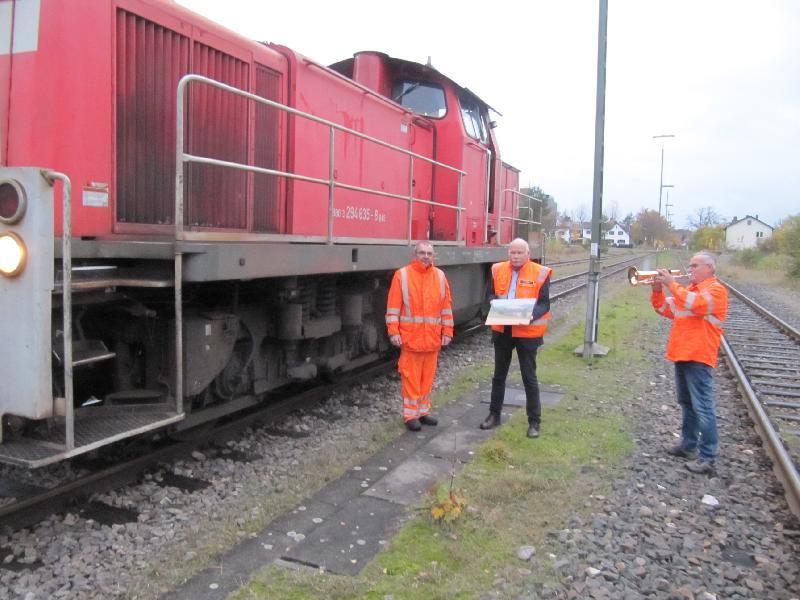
[386,259,454,352]
[651,276,728,367]
[491,260,552,338]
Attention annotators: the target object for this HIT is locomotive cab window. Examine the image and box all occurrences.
[392,81,447,118]
[459,90,488,143]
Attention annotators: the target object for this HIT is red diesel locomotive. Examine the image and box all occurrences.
[0,0,540,467]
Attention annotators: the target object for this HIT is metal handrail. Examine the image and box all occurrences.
[41,170,74,451]
[174,74,467,246]
[498,188,542,245]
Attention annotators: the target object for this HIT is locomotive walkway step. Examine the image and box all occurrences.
[164,383,563,599]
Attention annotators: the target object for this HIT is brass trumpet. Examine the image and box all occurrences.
[627,266,686,286]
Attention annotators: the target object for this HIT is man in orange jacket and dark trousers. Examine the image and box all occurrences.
[480,238,552,438]
[651,252,728,474]
[386,242,454,431]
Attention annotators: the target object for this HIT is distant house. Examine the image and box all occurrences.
[553,227,572,243]
[580,223,592,244]
[604,222,631,246]
[725,215,773,250]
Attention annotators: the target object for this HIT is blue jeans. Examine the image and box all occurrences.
[674,361,718,460]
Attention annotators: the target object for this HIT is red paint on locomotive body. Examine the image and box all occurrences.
[2,0,523,244]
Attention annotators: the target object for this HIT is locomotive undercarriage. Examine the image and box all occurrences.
[49,271,392,424]
[0,237,495,467]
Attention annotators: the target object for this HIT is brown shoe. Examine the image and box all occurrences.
[419,415,438,426]
[666,444,697,459]
[685,458,715,474]
[405,419,421,432]
[479,414,500,430]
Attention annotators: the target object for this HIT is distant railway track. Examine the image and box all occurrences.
[549,254,650,299]
[721,281,800,518]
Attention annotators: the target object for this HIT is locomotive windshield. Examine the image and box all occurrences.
[459,90,489,143]
[392,81,447,118]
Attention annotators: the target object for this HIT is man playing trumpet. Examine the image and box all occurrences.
[648,252,728,474]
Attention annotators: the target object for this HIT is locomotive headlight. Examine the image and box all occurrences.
[0,231,27,277]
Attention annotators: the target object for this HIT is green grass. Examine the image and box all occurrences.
[719,251,799,289]
[232,288,662,599]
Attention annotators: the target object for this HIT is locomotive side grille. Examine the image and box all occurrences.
[116,10,189,225]
[116,11,251,229]
[187,43,249,229]
[253,65,282,233]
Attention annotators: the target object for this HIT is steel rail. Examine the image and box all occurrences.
[724,281,800,339]
[720,282,800,519]
[0,360,395,534]
[721,336,800,519]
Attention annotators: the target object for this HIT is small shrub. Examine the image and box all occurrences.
[733,248,761,268]
[430,491,467,523]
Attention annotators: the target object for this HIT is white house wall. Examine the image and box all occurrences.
[725,219,773,250]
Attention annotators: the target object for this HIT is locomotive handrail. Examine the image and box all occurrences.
[41,170,75,451]
[498,188,543,245]
[174,74,467,246]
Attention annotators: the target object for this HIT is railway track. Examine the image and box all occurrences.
[549,254,649,298]
[0,252,650,534]
[721,281,800,517]
[0,360,395,534]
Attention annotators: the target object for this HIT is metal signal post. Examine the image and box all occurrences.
[579,0,610,360]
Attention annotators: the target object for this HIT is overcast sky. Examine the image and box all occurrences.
[178,0,799,229]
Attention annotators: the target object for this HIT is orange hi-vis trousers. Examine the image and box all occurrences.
[398,348,440,422]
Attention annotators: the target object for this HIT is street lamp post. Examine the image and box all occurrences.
[653,134,675,216]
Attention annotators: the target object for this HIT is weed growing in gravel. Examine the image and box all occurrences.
[478,439,511,464]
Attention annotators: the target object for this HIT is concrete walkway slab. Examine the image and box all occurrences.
[164,383,530,599]
[480,385,565,407]
[282,495,406,575]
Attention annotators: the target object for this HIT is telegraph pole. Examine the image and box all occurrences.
[578,0,610,360]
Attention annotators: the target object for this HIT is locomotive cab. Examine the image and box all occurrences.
[329,53,521,246]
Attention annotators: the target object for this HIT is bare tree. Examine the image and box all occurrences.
[574,204,589,224]
[687,206,725,229]
[609,198,619,221]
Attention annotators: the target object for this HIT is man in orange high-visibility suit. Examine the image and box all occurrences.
[480,238,552,439]
[386,242,454,431]
[651,251,728,474]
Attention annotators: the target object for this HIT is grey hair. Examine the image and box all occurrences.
[693,251,717,272]
[413,241,434,253]
[509,238,530,252]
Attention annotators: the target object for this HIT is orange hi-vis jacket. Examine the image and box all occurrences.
[491,260,552,338]
[386,259,454,352]
[651,276,729,368]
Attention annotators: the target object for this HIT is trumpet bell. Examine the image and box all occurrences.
[627,266,684,286]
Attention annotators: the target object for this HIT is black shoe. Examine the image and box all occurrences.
[479,414,500,430]
[526,424,540,439]
[419,415,438,426]
[405,419,421,432]
[666,444,697,459]
[686,458,715,474]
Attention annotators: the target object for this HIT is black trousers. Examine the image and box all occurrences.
[489,329,542,425]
